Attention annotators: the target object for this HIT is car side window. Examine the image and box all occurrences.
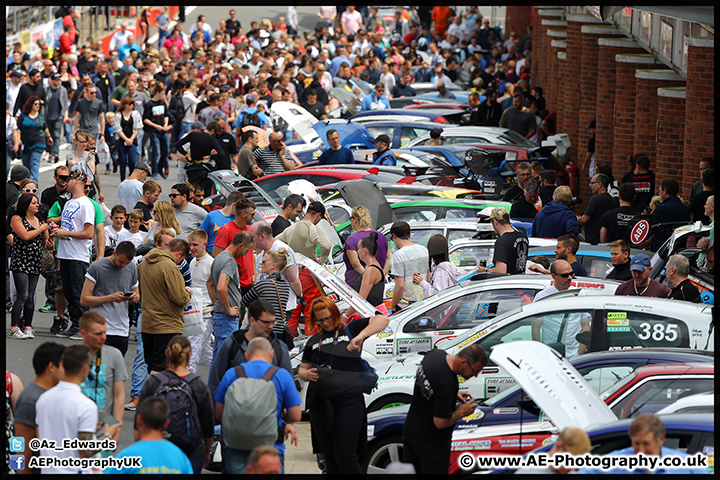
[408,229,443,247]
[611,377,715,419]
[576,363,637,394]
[400,126,430,147]
[444,208,477,219]
[451,136,490,144]
[406,293,484,331]
[365,126,394,142]
[393,207,438,222]
[477,289,537,319]
[327,206,350,226]
[447,230,476,243]
[450,245,494,270]
[601,311,691,350]
[525,310,594,359]
[256,177,291,203]
[584,257,612,278]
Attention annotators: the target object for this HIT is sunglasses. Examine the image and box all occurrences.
[557,272,575,278]
[84,185,92,190]
[22,188,38,194]
[57,175,70,181]
[168,193,181,198]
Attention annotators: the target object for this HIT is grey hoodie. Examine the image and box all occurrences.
[418,260,459,297]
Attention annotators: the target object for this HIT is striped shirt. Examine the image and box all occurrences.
[241,273,290,335]
[253,146,293,175]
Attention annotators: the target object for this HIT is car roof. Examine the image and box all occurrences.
[631,362,714,377]
[575,347,715,363]
[586,413,714,436]
[357,120,441,129]
[260,168,403,179]
[656,391,714,415]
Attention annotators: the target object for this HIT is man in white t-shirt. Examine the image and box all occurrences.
[532,260,588,358]
[187,229,215,373]
[35,345,122,474]
[389,221,429,312]
[55,170,96,339]
[250,221,303,319]
[116,162,150,213]
[170,182,207,240]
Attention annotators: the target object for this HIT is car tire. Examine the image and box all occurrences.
[362,434,404,474]
[367,394,413,413]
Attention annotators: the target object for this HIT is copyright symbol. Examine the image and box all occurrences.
[29,438,40,451]
[459,453,475,469]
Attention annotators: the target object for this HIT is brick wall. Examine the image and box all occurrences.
[505,6,533,40]
[657,89,688,199]
[562,19,583,163]
[547,29,567,116]
[613,54,661,180]
[531,8,543,89]
[684,39,715,178]
[634,71,685,169]
[536,9,565,101]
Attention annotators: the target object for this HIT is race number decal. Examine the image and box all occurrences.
[637,322,679,342]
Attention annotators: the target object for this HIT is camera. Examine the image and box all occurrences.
[316,364,332,378]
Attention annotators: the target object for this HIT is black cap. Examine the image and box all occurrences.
[50,72,62,80]
[308,201,326,215]
[374,134,391,144]
[10,69,25,78]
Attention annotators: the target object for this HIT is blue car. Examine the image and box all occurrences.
[350,108,466,124]
[362,348,714,473]
[491,413,714,474]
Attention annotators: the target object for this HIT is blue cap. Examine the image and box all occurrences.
[629,254,651,271]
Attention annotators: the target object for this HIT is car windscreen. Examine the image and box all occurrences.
[440,307,523,349]
[501,130,537,147]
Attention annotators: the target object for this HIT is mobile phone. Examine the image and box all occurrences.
[101,414,119,426]
[123,292,133,297]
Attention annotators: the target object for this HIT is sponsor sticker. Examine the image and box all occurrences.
[375,345,394,355]
[542,434,559,446]
[457,330,486,349]
[462,409,485,422]
[492,407,519,415]
[607,312,631,332]
[397,337,432,354]
[377,326,394,339]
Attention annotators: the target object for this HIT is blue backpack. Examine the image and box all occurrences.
[153,371,203,454]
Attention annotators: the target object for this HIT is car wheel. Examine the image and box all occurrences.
[363,435,404,474]
[368,394,413,413]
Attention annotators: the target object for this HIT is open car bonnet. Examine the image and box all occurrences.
[489,341,617,431]
[312,120,377,150]
[270,101,321,146]
[334,180,396,230]
[296,253,376,318]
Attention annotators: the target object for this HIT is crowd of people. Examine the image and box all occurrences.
[5,5,714,475]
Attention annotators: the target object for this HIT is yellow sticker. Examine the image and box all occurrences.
[607,312,627,319]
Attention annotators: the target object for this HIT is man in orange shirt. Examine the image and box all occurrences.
[432,7,452,37]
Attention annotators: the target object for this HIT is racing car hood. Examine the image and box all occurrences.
[312,120,376,150]
[489,342,617,431]
[296,253,377,319]
[334,180,396,230]
[270,101,321,145]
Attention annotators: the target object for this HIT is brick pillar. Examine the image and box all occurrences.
[684,37,715,172]
[546,28,567,114]
[613,54,662,178]
[506,6,533,40]
[634,70,685,168]
[540,20,566,100]
[595,38,645,176]
[657,88,688,198]
[536,9,564,98]
[531,8,543,89]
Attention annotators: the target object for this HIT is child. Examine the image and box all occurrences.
[118,209,148,247]
[105,205,127,256]
[186,229,214,373]
[104,111,118,175]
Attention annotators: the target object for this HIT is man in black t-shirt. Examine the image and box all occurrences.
[272,194,305,237]
[509,179,540,220]
[403,345,487,474]
[502,162,532,202]
[478,207,529,275]
[300,89,327,121]
[629,155,655,213]
[666,255,701,303]
[599,182,641,243]
[207,119,237,171]
[578,173,619,245]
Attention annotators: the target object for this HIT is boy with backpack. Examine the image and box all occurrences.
[214,337,301,474]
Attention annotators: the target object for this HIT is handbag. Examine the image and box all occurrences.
[269,278,294,350]
[182,290,205,336]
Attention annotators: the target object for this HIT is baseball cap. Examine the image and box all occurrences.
[489,206,510,222]
[221,62,233,70]
[134,162,151,174]
[586,120,596,129]
[191,121,206,130]
[259,30,270,38]
[50,72,62,80]
[245,93,257,104]
[10,69,25,78]
[69,169,88,183]
[308,201,326,215]
[10,165,30,182]
[374,134,391,144]
[238,42,248,50]
[629,254,651,272]
[241,64,250,70]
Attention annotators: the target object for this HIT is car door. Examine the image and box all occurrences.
[449,244,495,277]
[597,309,693,351]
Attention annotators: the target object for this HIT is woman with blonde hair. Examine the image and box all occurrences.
[241,249,291,348]
[342,205,391,287]
[137,335,214,474]
[298,297,389,474]
[144,201,181,245]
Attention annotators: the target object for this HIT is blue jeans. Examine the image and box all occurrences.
[136,129,144,160]
[180,121,193,140]
[189,454,204,475]
[64,122,72,144]
[211,312,239,371]
[158,28,170,49]
[22,148,43,183]
[47,119,64,158]
[58,259,89,328]
[224,447,284,474]
[148,130,169,175]
[118,141,137,181]
[130,313,148,397]
[6,146,12,179]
